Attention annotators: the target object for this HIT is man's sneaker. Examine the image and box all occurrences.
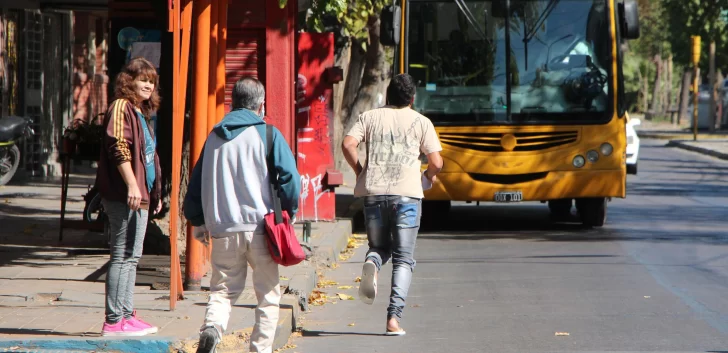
[358,261,377,305]
[127,310,158,334]
[196,326,220,353]
[101,319,148,337]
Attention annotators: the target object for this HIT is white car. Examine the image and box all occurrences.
[626,117,640,175]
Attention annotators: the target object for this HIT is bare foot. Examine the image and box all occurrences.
[385,317,405,335]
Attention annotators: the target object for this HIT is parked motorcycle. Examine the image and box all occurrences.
[0,116,34,186]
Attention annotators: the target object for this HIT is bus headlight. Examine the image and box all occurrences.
[600,143,613,156]
[586,150,600,163]
[573,155,586,168]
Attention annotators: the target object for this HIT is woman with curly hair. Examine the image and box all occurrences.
[96,57,163,336]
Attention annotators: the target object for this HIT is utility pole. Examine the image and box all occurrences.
[691,35,701,141]
[709,41,717,132]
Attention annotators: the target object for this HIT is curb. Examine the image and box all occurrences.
[638,132,728,140]
[0,338,174,353]
[310,220,353,266]
[667,140,728,161]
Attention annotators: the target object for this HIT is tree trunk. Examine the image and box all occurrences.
[709,41,717,131]
[642,63,650,113]
[347,14,389,132]
[177,117,191,258]
[650,54,662,116]
[660,58,668,114]
[333,43,352,170]
[666,55,674,122]
[340,40,367,131]
[717,70,725,128]
[678,69,692,125]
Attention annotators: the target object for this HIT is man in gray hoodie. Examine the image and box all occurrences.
[183,77,300,353]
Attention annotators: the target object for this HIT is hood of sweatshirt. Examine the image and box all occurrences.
[213,108,265,141]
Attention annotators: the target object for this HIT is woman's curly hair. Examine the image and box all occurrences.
[113,57,160,118]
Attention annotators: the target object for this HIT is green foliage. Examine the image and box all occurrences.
[307,0,392,41]
[663,0,728,70]
[622,0,728,112]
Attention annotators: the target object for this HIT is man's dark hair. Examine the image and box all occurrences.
[386,73,416,107]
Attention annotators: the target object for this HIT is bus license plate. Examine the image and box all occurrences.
[494,191,523,203]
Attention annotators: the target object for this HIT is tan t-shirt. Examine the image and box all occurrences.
[346,106,442,199]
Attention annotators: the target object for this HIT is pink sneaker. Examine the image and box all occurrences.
[126,310,158,334]
[101,319,148,337]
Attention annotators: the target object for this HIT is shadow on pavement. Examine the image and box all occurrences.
[302,330,385,337]
[0,328,98,337]
[416,202,727,245]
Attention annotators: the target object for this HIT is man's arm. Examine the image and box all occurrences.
[183,143,206,226]
[424,151,443,182]
[271,128,301,218]
[421,119,444,183]
[342,136,363,176]
[342,115,366,176]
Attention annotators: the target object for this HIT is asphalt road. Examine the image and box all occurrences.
[290,140,728,353]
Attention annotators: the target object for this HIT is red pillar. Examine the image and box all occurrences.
[265,0,296,146]
[186,0,211,292]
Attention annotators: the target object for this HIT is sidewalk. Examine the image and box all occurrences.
[0,167,360,352]
[632,115,728,161]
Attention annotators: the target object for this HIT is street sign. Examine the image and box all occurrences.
[691,35,701,65]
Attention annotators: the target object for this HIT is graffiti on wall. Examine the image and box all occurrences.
[296,33,336,221]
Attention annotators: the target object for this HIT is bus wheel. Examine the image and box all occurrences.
[548,199,573,221]
[627,163,638,175]
[576,198,607,227]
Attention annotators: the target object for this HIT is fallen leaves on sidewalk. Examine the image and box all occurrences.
[337,285,353,289]
[336,293,355,300]
[308,289,328,306]
[354,276,361,283]
[317,279,338,288]
[347,236,365,249]
[644,296,651,299]
[555,332,570,336]
[279,276,290,281]
[348,322,356,326]
[339,247,356,261]
[274,343,297,352]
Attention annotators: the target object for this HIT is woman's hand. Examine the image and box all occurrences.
[127,183,142,211]
[154,200,163,215]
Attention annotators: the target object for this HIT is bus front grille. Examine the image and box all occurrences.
[439,131,578,152]
[470,172,549,185]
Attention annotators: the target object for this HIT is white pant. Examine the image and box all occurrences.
[202,231,280,353]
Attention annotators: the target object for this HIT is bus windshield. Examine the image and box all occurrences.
[407,0,613,125]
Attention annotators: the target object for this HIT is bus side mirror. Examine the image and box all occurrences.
[380,5,401,46]
[619,0,640,40]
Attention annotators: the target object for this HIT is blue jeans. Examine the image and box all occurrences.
[363,195,421,320]
[103,199,148,324]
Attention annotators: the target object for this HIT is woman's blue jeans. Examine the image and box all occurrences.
[102,199,148,324]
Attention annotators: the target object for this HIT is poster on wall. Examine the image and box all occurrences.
[117,27,162,68]
[116,27,162,134]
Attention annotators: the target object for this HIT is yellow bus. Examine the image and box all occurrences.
[379,0,640,227]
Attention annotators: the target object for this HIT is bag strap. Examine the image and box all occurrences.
[266,125,284,225]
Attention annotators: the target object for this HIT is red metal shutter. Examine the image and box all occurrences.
[224,29,265,113]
